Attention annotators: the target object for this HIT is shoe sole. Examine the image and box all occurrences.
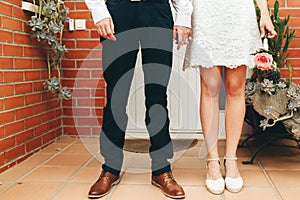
[151,180,185,199]
[226,186,243,193]
[205,185,224,195]
[88,178,120,199]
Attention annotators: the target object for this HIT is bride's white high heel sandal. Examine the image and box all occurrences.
[205,158,225,195]
[224,157,243,193]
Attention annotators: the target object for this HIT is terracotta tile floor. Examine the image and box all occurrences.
[0,136,299,200]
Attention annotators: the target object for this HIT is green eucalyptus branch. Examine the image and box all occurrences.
[268,0,295,69]
[28,0,71,100]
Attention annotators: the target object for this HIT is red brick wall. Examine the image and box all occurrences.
[62,1,105,136]
[0,0,62,173]
[268,0,300,82]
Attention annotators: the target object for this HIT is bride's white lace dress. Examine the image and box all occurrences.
[184,0,262,70]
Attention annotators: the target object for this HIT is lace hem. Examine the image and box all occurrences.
[183,63,250,71]
[183,57,254,71]
[184,0,262,72]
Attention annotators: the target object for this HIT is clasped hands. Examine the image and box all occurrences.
[95,18,192,50]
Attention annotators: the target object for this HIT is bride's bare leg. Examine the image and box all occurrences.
[200,66,222,180]
[224,65,247,178]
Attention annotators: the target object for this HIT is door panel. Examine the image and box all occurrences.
[126,46,202,134]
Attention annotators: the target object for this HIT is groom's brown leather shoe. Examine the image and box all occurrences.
[88,171,120,199]
[152,171,185,199]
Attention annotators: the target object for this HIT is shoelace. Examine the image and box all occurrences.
[163,172,174,180]
[99,171,113,181]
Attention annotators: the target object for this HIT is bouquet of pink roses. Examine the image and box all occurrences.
[250,43,281,85]
[254,52,276,71]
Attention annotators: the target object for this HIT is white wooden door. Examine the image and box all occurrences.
[126,46,202,136]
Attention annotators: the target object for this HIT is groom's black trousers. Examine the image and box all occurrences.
[99,0,175,176]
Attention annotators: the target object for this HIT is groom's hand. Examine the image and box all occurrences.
[173,26,192,50]
[95,17,116,41]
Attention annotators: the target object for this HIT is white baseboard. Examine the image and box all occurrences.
[125,132,204,140]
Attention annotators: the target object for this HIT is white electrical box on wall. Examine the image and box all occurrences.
[69,19,74,31]
[75,19,86,30]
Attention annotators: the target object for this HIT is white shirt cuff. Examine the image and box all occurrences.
[91,8,111,25]
[174,14,192,28]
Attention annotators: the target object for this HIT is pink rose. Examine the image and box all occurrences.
[254,53,274,70]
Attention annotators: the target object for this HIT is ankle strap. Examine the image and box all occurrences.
[207,158,220,162]
[224,157,237,161]
[206,158,221,168]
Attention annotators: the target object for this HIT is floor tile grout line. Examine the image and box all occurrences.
[1,136,298,199]
[49,137,171,200]
[0,181,14,194]
[105,184,118,200]
[47,153,101,200]
[220,194,225,200]
[258,160,283,200]
[104,157,137,200]
[0,138,78,195]
[95,154,169,200]
[245,142,283,198]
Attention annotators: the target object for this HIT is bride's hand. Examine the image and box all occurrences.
[173,26,192,50]
[259,15,277,38]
